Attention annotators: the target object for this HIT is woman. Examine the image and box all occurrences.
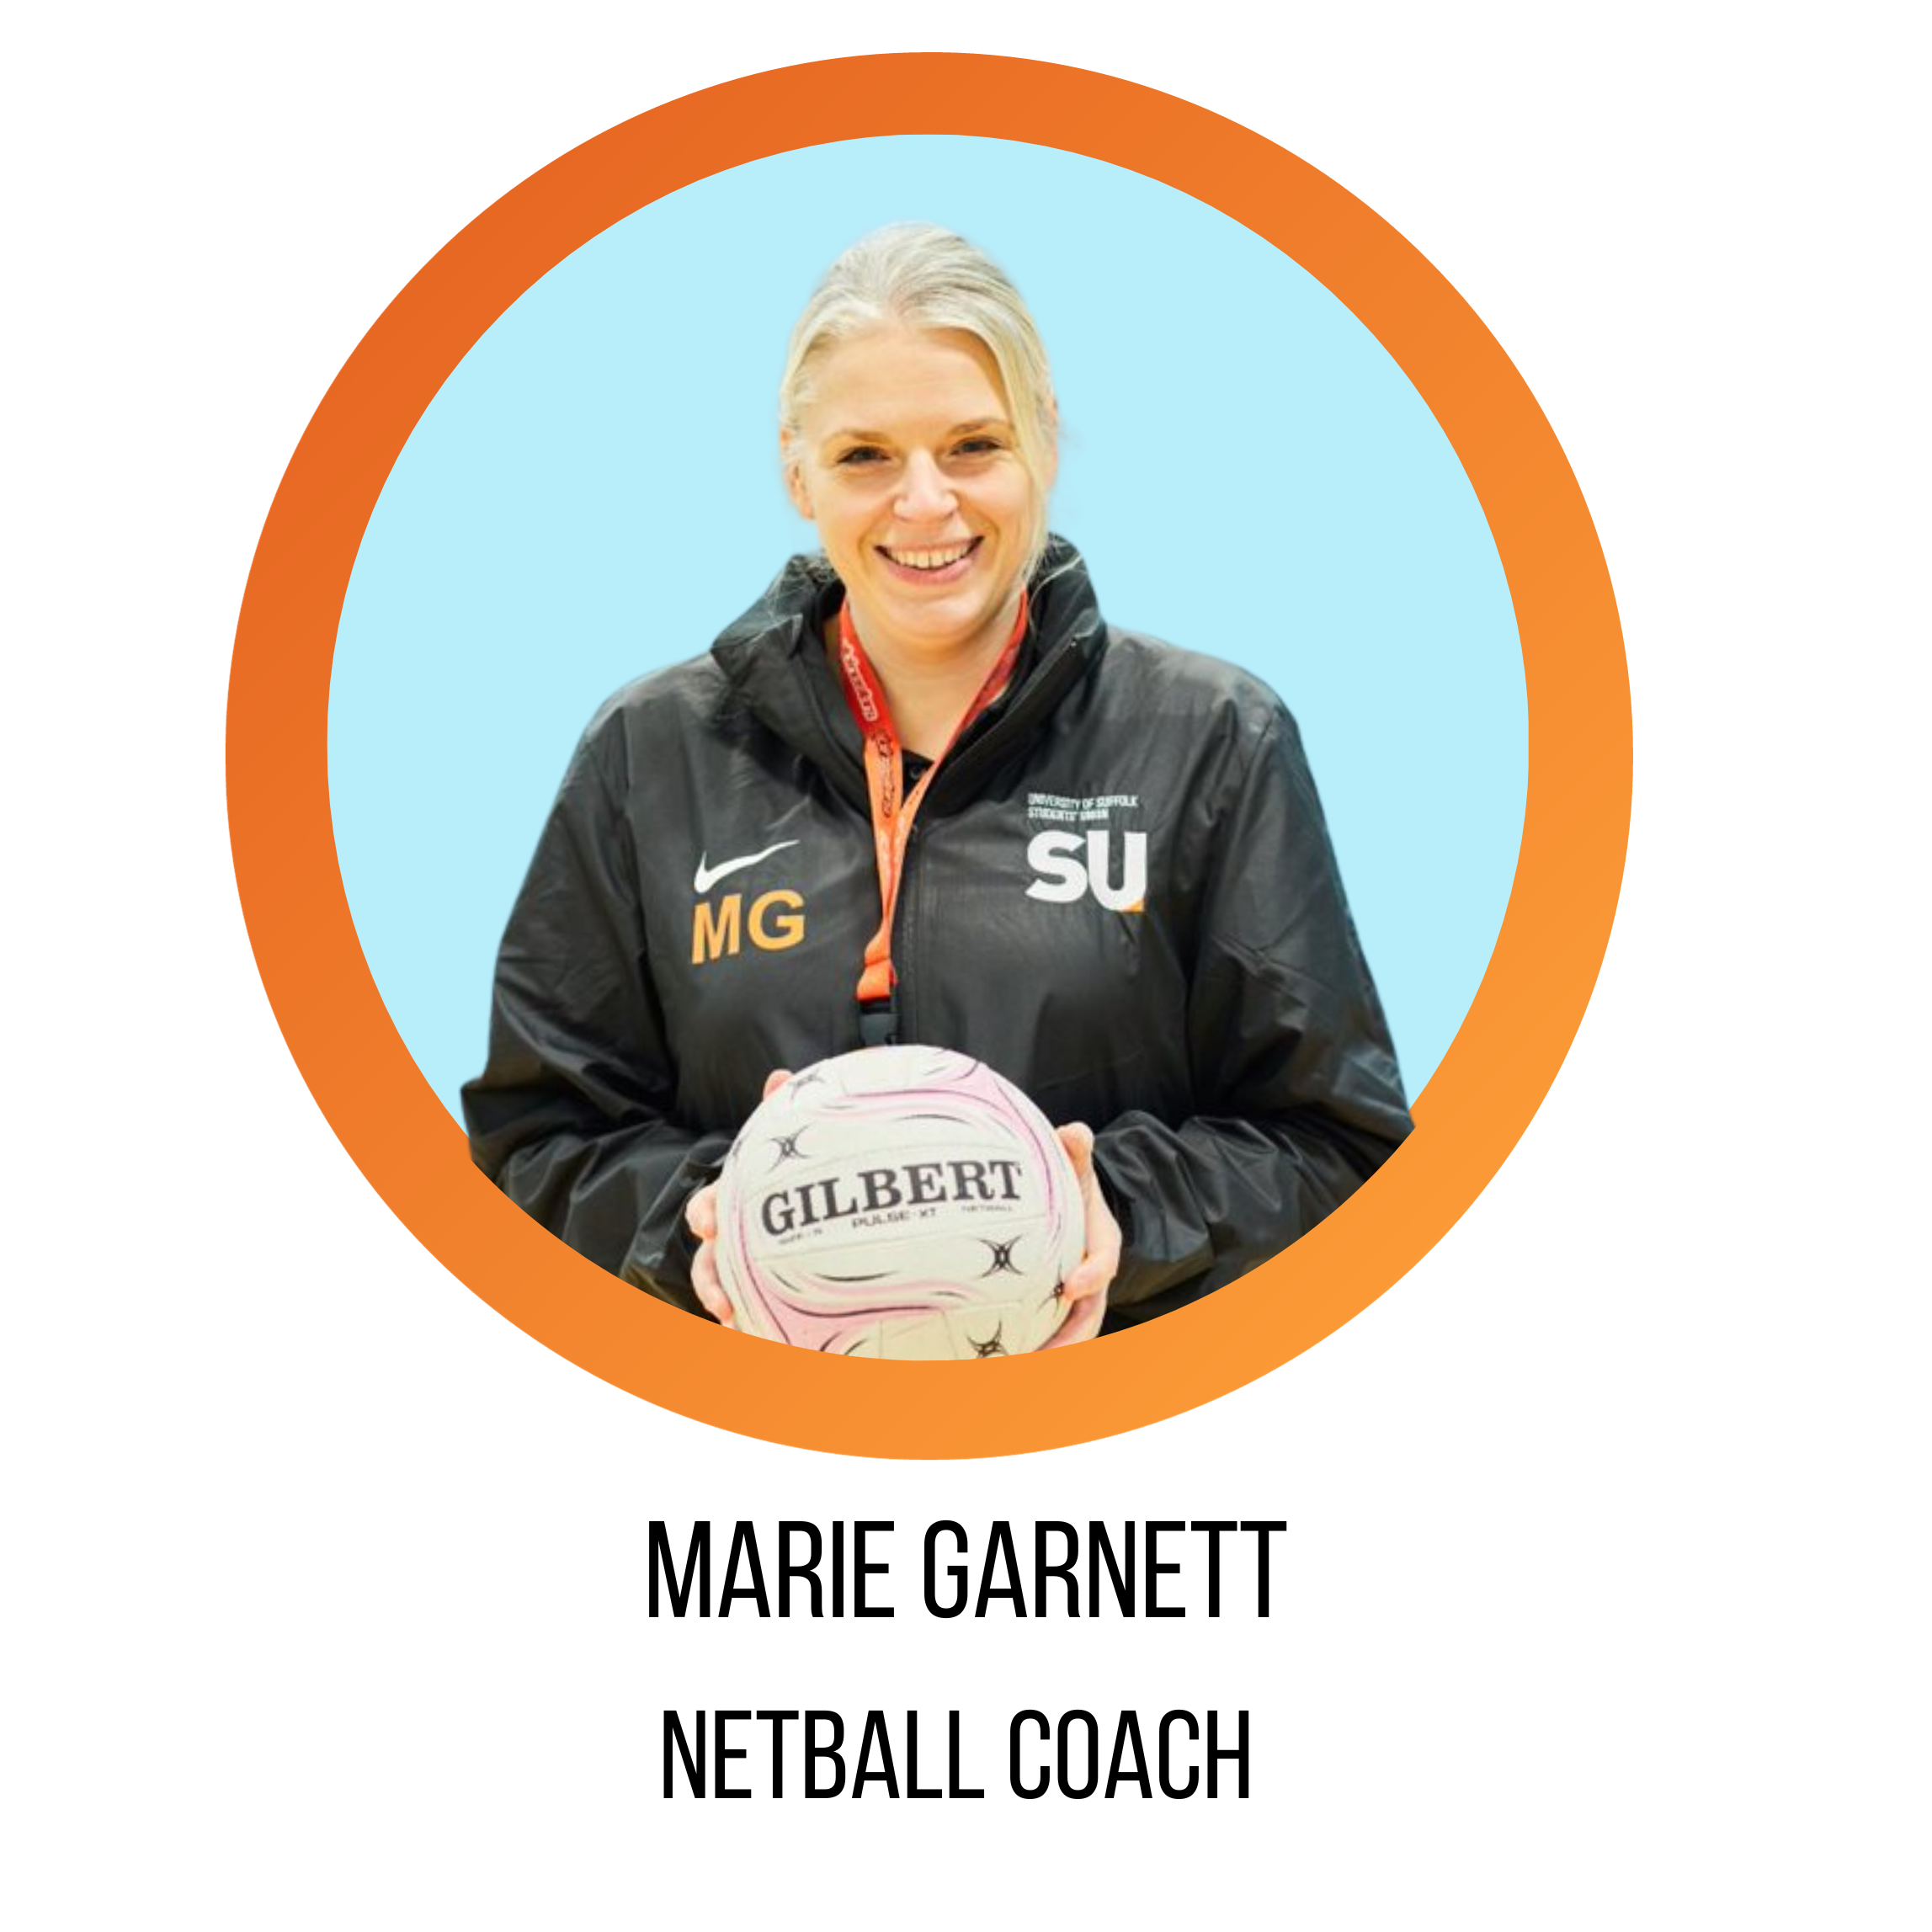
[463,224,1412,1345]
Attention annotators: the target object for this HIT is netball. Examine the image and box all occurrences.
[712,1046,1084,1359]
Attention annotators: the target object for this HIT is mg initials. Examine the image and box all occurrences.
[691,890,806,964]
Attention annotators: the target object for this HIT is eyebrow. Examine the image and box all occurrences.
[828,417,1014,442]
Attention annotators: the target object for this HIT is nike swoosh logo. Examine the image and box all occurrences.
[693,840,800,895]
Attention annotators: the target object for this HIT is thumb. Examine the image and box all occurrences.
[1055,1120,1096,1177]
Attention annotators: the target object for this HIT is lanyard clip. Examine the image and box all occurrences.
[858,998,899,1049]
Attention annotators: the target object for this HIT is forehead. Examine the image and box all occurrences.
[796,326,1009,434]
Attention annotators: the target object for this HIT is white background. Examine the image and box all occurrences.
[7,6,1924,1927]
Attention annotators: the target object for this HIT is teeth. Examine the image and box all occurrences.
[887,543,972,571]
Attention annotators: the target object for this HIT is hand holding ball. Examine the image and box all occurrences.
[688,1047,1115,1356]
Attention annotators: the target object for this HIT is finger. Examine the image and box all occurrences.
[1079,1190,1120,1264]
[1056,1124,1120,1282]
[685,1182,718,1243]
[1084,1209,1123,1282]
[762,1067,795,1100]
[1067,1295,1107,1344]
[691,1241,735,1328]
[1044,1281,1107,1348]
[1062,1255,1110,1305]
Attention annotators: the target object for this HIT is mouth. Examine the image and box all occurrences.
[877,536,982,583]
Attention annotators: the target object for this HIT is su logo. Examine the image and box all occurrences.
[1025,830,1148,912]
[691,891,806,965]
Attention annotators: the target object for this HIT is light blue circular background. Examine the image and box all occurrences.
[331,136,1525,1125]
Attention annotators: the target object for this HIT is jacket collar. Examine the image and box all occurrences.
[709,536,1107,815]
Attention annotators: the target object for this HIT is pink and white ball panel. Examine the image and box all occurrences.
[712,1046,1083,1360]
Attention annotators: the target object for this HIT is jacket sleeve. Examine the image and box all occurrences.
[1090,705,1413,1317]
[461,720,727,1316]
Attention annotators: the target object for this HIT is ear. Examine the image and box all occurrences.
[780,429,815,521]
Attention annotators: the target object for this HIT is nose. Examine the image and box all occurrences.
[894,451,957,524]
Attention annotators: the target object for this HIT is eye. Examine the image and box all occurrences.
[953,436,1005,457]
[835,444,889,467]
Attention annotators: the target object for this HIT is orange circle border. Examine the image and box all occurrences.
[227,55,1630,1459]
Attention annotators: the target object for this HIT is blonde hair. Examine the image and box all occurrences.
[780,224,1057,577]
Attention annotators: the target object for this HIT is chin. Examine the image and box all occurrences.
[893,595,1004,652]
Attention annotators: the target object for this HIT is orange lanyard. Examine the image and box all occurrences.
[834,592,1029,1022]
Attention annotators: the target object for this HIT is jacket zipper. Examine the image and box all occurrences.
[895,819,924,1043]
[930,632,1092,806]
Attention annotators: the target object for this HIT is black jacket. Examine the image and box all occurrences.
[463,541,1412,1330]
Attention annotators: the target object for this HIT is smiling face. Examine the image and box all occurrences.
[783,325,1051,671]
